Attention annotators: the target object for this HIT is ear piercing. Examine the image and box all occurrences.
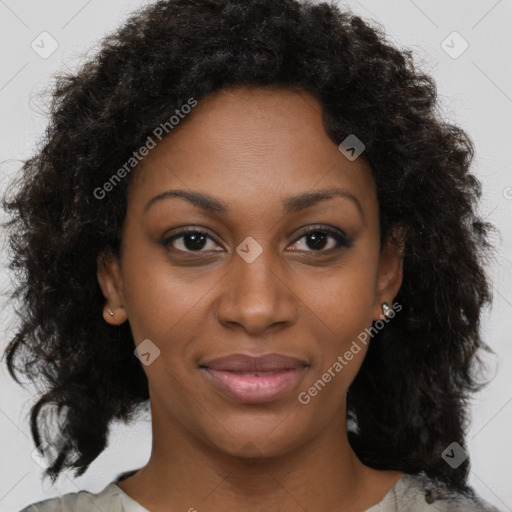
[382,302,392,318]
[106,308,115,317]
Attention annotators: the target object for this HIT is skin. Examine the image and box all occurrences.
[97,86,404,512]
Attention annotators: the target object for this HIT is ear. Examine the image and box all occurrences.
[97,251,128,325]
[373,226,405,321]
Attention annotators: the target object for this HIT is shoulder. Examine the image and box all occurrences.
[17,483,125,512]
[373,471,502,512]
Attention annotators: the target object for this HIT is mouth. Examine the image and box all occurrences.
[199,353,309,404]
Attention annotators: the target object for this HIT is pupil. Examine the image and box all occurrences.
[308,232,326,250]
[185,233,206,250]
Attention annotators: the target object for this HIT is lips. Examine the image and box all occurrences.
[201,353,308,372]
[200,353,309,403]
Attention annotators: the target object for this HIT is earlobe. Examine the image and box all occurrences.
[101,306,127,325]
[97,251,128,325]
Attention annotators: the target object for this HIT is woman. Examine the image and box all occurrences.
[2,0,501,510]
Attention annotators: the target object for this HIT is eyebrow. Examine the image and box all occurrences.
[144,187,365,220]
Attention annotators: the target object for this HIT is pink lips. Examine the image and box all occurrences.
[200,353,308,404]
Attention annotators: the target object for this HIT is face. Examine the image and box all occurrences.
[97,86,403,459]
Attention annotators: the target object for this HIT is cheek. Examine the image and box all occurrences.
[304,254,378,334]
[298,250,378,388]
[124,274,204,345]
[120,242,218,360]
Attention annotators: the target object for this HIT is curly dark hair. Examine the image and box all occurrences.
[1,0,497,492]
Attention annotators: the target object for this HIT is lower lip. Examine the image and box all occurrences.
[202,366,307,404]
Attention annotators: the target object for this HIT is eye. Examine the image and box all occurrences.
[162,228,221,252]
[287,225,353,252]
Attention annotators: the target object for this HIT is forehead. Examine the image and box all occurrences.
[128,86,377,218]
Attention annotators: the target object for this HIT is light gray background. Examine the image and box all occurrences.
[1,1,511,511]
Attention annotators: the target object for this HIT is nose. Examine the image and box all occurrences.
[216,242,298,335]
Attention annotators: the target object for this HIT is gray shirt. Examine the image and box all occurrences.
[19,470,502,512]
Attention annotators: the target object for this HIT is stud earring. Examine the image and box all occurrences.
[106,308,115,317]
[382,302,392,318]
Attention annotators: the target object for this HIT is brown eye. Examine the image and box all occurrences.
[162,229,221,252]
[288,226,353,252]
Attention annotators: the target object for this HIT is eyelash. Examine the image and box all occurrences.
[162,225,353,254]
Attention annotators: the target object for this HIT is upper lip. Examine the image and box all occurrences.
[201,353,308,372]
